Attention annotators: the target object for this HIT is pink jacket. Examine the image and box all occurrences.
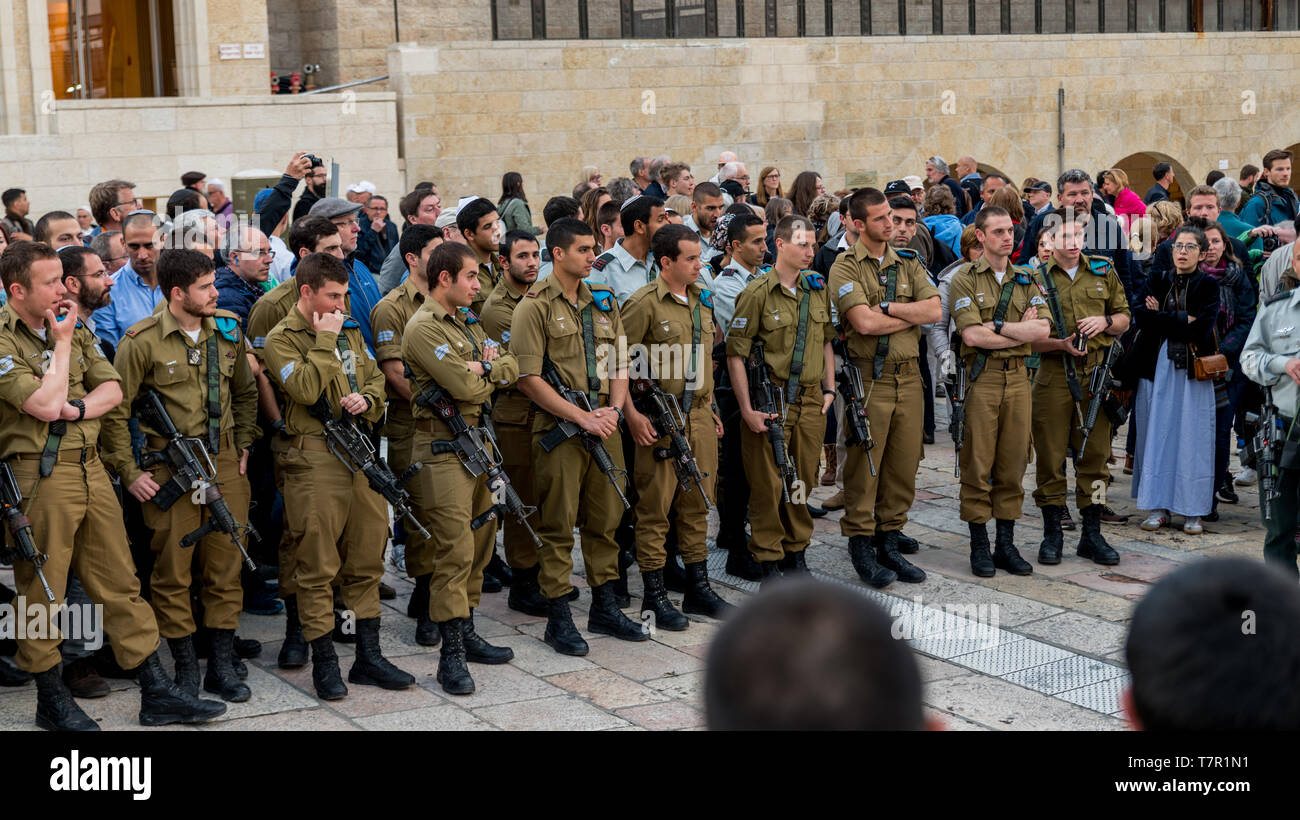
[1113,187,1147,231]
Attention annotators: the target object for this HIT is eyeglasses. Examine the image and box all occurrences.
[333,218,358,228]
[117,197,142,208]
[237,248,276,259]
[1172,243,1201,252]
[73,270,109,280]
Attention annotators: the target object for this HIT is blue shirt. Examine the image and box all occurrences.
[214,265,265,331]
[92,261,164,346]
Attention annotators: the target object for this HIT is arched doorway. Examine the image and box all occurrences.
[1111,152,1196,208]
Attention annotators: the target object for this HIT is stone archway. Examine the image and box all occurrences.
[1110,152,1196,207]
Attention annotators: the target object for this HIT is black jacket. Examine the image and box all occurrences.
[1144,183,1171,206]
[1127,268,1220,382]
[1018,204,1136,308]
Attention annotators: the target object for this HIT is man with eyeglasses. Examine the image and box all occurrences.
[293,157,329,223]
[91,211,164,349]
[90,231,128,276]
[88,179,140,236]
[215,226,274,331]
[59,246,116,362]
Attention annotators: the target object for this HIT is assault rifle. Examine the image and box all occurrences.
[0,462,54,601]
[537,359,630,510]
[1251,391,1282,521]
[745,341,797,502]
[630,371,711,510]
[832,337,876,477]
[945,333,968,479]
[1077,340,1129,462]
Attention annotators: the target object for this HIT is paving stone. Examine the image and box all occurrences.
[324,672,447,718]
[616,700,705,730]
[417,659,564,708]
[483,634,596,677]
[924,674,1126,731]
[643,669,707,710]
[1062,569,1152,600]
[584,636,706,682]
[353,703,495,731]
[545,667,670,709]
[916,656,977,683]
[924,706,992,730]
[473,695,631,730]
[211,708,359,731]
[1016,611,1130,657]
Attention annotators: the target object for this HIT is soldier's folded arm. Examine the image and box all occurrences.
[831,270,911,336]
[231,342,260,451]
[264,328,342,405]
[886,295,942,325]
[998,316,1051,343]
[405,322,493,405]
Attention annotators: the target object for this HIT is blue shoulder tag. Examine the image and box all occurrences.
[342,318,360,329]
[215,315,240,342]
[894,248,918,260]
[592,290,615,312]
[803,272,826,291]
[1013,268,1032,286]
[75,319,85,330]
[1088,258,1111,276]
[699,289,713,310]
[459,307,479,324]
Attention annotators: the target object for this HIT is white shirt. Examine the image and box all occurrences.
[1064,265,1080,281]
[183,327,201,344]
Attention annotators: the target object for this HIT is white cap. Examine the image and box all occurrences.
[346,180,377,194]
[456,196,481,213]
[434,210,458,229]
[207,178,225,190]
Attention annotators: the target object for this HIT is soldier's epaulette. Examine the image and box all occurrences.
[591,252,615,271]
[589,284,616,312]
[214,311,241,342]
[459,307,480,324]
[699,288,713,310]
[124,315,159,337]
[894,248,918,260]
[802,271,826,290]
[1264,288,1297,306]
[1088,257,1112,276]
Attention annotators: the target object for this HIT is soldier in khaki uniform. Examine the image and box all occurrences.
[263,252,414,700]
[510,217,647,655]
[369,223,441,644]
[481,229,556,616]
[948,207,1052,577]
[0,241,226,730]
[829,189,941,588]
[103,249,260,703]
[247,215,346,668]
[622,224,732,629]
[725,215,837,582]
[403,242,520,694]
[1029,210,1130,566]
[457,197,504,316]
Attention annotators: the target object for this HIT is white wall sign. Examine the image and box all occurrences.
[244,43,265,59]
[219,44,242,60]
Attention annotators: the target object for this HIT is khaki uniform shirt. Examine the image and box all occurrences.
[0,304,119,455]
[725,270,834,386]
[509,276,627,429]
[1038,253,1130,361]
[403,299,518,438]
[829,241,939,366]
[369,276,426,417]
[103,305,259,484]
[246,276,299,363]
[621,278,715,405]
[479,277,532,425]
[471,259,503,317]
[949,258,1049,361]
[263,307,386,436]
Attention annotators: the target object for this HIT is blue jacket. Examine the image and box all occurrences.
[214,265,266,332]
[923,214,963,258]
[355,217,399,274]
[1240,180,1300,228]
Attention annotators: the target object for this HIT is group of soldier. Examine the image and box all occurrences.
[0,173,1269,733]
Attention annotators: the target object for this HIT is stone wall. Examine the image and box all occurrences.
[388,32,1300,205]
[0,93,402,214]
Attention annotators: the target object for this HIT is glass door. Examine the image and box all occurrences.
[48,0,177,100]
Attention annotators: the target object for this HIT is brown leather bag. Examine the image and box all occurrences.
[1192,330,1228,381]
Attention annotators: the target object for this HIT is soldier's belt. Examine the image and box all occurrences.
[9,445,98,465]
[287,434,331,452]
[965,358,1025,372]
[147,431,235,452]
[861,360,917,379]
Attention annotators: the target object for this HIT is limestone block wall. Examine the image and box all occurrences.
[389,32,1300,204]
[0,93,402,214]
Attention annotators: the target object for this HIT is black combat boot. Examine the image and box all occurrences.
[278,594,308,669]
[308,635,348,701]
[759,561,784,588]
[896,531,921,554]
[332,609,356,644]
[640,569,688,631]
[1038,504,1064,565]
[588,582,649,642]
[137,651,228,726]
[406,573,431,619]
[1077,505,1121,565]
[461,610,514,664]
[487,551,514,587]
[848,535,896,588]
[992,519,1033,575]
[34,666,98,731]
[348,618,414,690]
[507,564,549,617]
[610,549,633,608]
[725,543,764,581]
[166,635,201,697]
[436,619,475,695]
[876,531,927,583]
[682,561,734,618]
[543,596,589,656]
[663,537,688,593]
[778,550,810,575]
[203,629,251,702]
[969,522,995,578]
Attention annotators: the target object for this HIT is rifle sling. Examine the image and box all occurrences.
[967,275,1019,385]
[872,264,899,380]
[205,333,221,453]
[684,299,701,413]
[786,278,812,406]
[1041,268,1085,402]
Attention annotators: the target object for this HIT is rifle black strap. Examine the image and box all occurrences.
[968,274,1019,385]
[1041,266,1084,402]
[205,332,221,453]
[335,332,361,395]
[683,299,702,413]
[872,264,899,380]
[785,279,811,406]
[39,421,65,478]
[581,301,599,407]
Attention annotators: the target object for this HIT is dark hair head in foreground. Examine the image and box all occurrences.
[705,579,924,730]
[1125,558,1300,731]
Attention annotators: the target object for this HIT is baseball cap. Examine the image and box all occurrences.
[884,180,911,197]
[253,188,273,213]
[1027,180,1053,194]
[346,180,377,195]
[308,196,363,219]
[903,175,924,191]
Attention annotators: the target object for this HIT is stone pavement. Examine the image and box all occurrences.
[0,415,1269,731]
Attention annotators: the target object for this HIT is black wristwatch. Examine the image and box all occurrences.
[994,319,1005,335]
[481,360,493,377]
[1104,314,1113,329]
[69,398,85,422]
[879,301,892,316]
[271,418,289,439]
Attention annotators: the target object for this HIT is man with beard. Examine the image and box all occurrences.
[60,246,115,361]
[103,249,260,703]
[684,182,726,268]
[293,156,329,222]
[92,211,165,347]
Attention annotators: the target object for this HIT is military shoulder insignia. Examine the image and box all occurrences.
[459,307,480,324]
[124,315,159,337]
[591,288,616,312]
[803,272,826,290]
[214,314,240,342]
[894,248,918,260]
[1265,289,1296,306]
[342,318,360,329]
[1088,257,1112,276]
[591,253,614,271]
[699,289,714,309]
